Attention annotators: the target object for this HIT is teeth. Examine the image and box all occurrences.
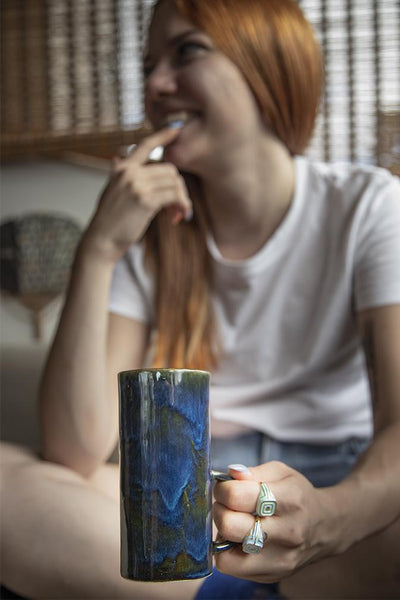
[162,111,191,128]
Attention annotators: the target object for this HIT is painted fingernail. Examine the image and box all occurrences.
[125,144,136,156]
[167,120,185,129]
[184,207,193,222]
[228,464,251,474]
[172,212,183,226]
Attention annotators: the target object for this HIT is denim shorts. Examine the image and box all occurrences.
[195,432,370,600]
[211,432,370,488]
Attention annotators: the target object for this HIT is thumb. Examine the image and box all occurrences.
[228,464,256,481]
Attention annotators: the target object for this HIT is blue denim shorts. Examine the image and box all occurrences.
[195,432,370,600]
[211,432,370,488]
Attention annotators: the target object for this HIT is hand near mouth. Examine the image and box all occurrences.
[85,126,193,262]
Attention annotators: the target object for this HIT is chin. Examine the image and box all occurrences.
[163,145,196,172]
[164,141,211,176]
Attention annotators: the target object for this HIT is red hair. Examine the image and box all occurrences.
[148,0,323,369]
[173,0,323,154]
[146,177,219,369]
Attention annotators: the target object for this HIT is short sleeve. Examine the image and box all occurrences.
[354,175,400,310]
[108,245,154,324]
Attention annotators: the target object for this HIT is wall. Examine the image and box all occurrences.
[1,158,108,449]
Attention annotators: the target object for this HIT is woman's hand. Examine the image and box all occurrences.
[213,462,336,583]
[84,126,193,263]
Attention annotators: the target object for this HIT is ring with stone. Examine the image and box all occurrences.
[242,516,264,554]
[256,482,277,517]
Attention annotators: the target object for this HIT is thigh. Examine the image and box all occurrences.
[0,441,39,467]
[1,442,202,599]
[280,516,400,599]
[1,441,120,499]
[89,461,120,501]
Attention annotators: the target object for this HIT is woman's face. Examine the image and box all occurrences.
[144,0,264,174]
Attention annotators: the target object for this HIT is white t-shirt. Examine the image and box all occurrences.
[109,157,400,444]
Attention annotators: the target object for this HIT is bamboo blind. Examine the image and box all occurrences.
[1,0,154,159]
[1,0,399,172]
[301,0,400,173]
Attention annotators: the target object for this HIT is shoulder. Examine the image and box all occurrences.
[296,156,399,221]
[299,156,397,195]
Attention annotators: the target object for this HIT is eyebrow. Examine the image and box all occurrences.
[144,28,203,63]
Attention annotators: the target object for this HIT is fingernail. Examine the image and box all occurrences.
[184,207,193,222]
[167,120,185,130]
[228,464,251,474]
[125,144,136,156]
[172,212,183,226]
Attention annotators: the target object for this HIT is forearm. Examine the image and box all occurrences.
[319,420,400,555]
[319,305,400,556]
[39,238,116,476]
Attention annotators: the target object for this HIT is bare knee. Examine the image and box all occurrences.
[0,441,39,468]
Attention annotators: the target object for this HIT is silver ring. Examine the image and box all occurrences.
[256,482,277,517]
[242,516,264,554]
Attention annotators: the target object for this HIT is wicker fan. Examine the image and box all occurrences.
[1,213,82,339]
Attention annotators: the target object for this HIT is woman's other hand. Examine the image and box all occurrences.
[213,462,336,583]
[84,126,193,263]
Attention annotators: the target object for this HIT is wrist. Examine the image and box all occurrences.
[316,476,366,556]
[76,228,125,267]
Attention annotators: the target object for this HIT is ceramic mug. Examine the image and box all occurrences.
[118,368,233,582]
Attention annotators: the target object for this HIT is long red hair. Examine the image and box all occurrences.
[147,0,323,369]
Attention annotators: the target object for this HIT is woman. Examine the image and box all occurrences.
[1,0,399,598]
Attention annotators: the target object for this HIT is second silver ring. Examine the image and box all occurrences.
[256,482,277,517]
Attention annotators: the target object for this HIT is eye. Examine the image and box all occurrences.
[176,40,209,63]
[143,63,154,79]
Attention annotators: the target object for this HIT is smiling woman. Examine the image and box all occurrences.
[142,0,323,371]
[1,1,400,599]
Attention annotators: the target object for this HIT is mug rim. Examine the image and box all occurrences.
[118,368,210,377]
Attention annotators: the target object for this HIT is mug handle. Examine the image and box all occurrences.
[211,470,233,482]
[211,470,236,553]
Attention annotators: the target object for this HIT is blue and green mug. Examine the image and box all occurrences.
[118,368,233,582]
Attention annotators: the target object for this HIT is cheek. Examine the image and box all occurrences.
[196,63,258,128]
[143,91,155,126]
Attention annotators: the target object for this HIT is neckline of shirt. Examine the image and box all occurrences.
[206,156,307,275]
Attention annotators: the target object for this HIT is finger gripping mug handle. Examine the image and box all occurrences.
[211,470,233,482]
[211,470,236,553]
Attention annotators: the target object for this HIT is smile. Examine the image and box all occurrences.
[160,111,198,129]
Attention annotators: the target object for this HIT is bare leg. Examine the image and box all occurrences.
[280,517,400,599]
[5,442,397,600]
[0,442,202,600]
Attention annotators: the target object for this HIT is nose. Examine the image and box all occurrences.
[145,61,178,101]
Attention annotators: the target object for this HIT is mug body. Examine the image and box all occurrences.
[119,368,212,581]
